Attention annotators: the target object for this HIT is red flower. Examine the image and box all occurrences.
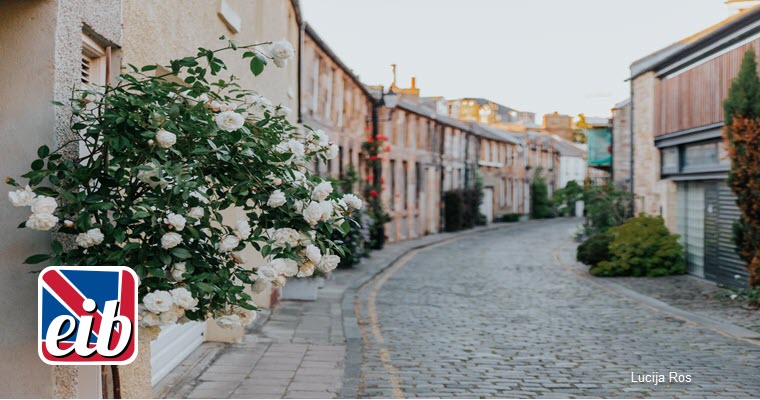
[386,145,392,152]
[377,135,388,141]
[380,178,385,184]
[370,155,378,160]
[370,190,379,198]
[367,137,374,143]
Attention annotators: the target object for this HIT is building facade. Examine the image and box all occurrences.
[542,112,574,141]
[611,98,632,191]
[629,5,759,287]
[475,125,528,220]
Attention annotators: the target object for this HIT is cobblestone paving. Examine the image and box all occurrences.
[356,220,760,398]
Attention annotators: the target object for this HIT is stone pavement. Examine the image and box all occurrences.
[355,219,760,398]
[157,223,511,399]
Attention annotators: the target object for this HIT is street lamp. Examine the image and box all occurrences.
[382,87,398,109]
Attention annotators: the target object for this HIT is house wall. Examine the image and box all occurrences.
[300,31,373,184]
[478,140,524,216]
[611,102,632,191]
[0,0,123,397]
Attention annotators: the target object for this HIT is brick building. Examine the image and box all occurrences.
[611,98,632,191]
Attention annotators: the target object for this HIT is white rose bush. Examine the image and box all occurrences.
[5,38,357,334]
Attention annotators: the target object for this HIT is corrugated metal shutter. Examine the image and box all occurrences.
[704,180,748,288]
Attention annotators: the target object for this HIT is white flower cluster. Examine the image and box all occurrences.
[268,40,295,68]
[139,287,199,328]
[9,186,60,231]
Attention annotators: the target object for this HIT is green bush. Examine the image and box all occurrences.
[577,183,634,238]
[552,180,583,216]
[531,170,555,219]
[590,214,686,277]
[576,232,613,266]
[444,188,484,231]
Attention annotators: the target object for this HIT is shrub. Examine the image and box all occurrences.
[590,214,686,277]
[576,232,613,266]
[496,213,522,223]
[723,48,760,287]
[444,190,466,232]
[333,209,371,269]
[552,180,583,216]
[531,170,554,219]
[578,183,634,238]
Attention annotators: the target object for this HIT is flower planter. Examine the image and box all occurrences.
[280,277,324,301]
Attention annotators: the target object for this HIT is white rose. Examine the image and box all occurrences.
[273,177,282,186]
[171,262,186,282]
[237,309,257,326]
[234,220,251,239]
[342,194,363,210]
[311,181,333,201]
[325,143,339,160]
[155,129,177,148]
[256,265,279,283]
[159,305,185,326]
[318,200,334,221]
[170,287,198,310]
[26,213,58,231]
[8,185,36,207]
[293,199,304,213]
[318,254,341,273]
[188,207,204,219]
[270,258,298,277]
[161,232,183,249]
[269,40,295,67]
[143,290,174,313]
[219,235,240,253]
[267,189,286,208]
[271,227,300,248]
[136,163,157,184]
[275,106,292,118]
[287,139,305,158]
[75,228,104,248]
[165,212,186,231]
[302,202,324,226]
[231,251,247,264]
[299,231,315,246]
[139,311,160,327]
[248,94,272,117]
[297,262,315,278]
[730,294,738,300]
[273,275,287,287]
[251,279,268,294]
[313,130,329,147]
[305,244,322,265]
[30,196,57,214]
[215,111,245,132]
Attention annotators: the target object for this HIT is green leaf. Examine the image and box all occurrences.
[250,57,265,76]
[24,254,50,264]
[171,247,192,259]
[159,252,171,265]
[195,282,216,293]
[31,159,44,171]
[91,202,115,211]
[51,241,63,254]
[141,64,158,72]
[37,145,50,158]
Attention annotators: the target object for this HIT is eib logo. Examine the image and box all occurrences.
[38,266,138,365]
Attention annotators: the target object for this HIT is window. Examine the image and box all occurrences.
[324,68,334,119]
[82,34,107,88]
[390,160,396,210]
[402,161,408,211]
[661,147,679,172]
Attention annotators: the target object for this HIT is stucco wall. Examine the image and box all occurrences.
[0,2,58,397]
[1,0,123,397]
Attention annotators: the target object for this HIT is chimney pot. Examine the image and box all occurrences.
[411,77,416,89]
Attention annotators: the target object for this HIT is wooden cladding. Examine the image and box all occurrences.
[654,37,760,137]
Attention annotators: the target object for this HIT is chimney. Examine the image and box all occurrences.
[726,0,760,14]
[391,64,397,86]
[411,77,416,89]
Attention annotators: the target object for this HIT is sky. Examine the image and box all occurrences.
[300,0,732,120]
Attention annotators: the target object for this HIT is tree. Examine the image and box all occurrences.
[531,168,554,219]
[723,48,760,287]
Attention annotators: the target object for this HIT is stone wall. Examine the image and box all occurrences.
[632,72,664,216]
[612,101,632,191]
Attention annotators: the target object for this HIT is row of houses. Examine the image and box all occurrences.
[610,0,759,289]
[0,0,586,397]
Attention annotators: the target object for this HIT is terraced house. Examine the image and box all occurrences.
[629,0,759,287]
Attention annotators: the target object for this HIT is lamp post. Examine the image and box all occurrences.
[371,87,397,187]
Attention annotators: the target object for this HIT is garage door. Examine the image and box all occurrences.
[480,187,494,223]
[704,180,748,288]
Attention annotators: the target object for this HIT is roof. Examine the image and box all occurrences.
[551,135,586,158]
[630,6,760,79]
[584,116,610,127]
[396,98,473,132]
[613,98,631,109]
[304,23,378,102]
[472,124,523,145]
[453,97,519,120]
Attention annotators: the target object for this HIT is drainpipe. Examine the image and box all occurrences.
[464,130,470,188]
[439,124,446,231]
[297,22,304,124]
[372,102,381,187]
[628,79,635,216]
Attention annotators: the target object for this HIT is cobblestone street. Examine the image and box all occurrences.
[355,220,760,398]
